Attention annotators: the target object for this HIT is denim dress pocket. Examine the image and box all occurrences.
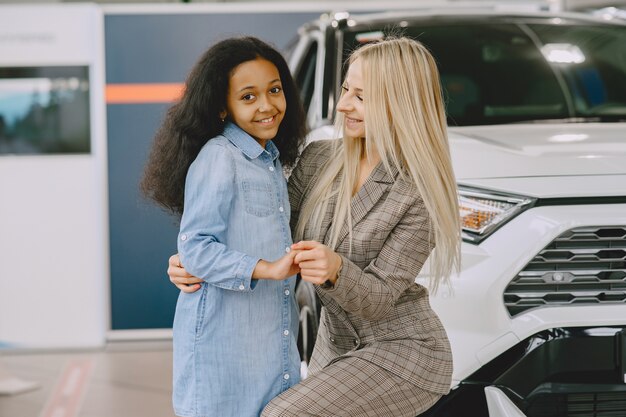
[242,180,275,217]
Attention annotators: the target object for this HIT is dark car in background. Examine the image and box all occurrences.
[287,7,626,417]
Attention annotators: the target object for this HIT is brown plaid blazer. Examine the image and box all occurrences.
[289,140,453,395]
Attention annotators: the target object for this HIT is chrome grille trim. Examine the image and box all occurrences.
[504,226,626,316]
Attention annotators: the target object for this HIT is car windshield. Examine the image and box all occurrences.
[343,19,626,126]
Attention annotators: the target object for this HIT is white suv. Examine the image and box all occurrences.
[287,8,626,417]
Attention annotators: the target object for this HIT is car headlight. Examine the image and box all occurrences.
[459,187,535,243]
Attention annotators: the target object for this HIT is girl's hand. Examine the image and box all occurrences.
[253,250,301,281]
[292,241,342,286]
[168,254,203,293]
[274,250,302,279]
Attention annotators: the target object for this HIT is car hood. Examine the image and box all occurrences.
[449,123,626,198]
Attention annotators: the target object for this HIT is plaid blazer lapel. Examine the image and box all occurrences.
[333,162,398,249]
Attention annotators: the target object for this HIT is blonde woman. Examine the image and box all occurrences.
[169,37,460,417]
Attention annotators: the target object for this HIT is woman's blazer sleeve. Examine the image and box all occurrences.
[321,192,433,321]
[287,152,307,233]
[287,141,328,232]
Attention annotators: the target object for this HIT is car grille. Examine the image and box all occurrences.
[527,391,626,417]
[504,226,626,316]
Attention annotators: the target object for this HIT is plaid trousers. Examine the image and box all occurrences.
[261,356,440,417]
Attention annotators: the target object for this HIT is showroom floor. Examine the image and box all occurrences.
[0,341,175,417]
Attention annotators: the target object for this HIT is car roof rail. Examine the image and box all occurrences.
[307,0,609,33]
[317,1,563,24]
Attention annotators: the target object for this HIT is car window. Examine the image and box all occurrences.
[296,40,318,115]
[419,24,568,125]
[528,23,626,117]
[342,20,626,126]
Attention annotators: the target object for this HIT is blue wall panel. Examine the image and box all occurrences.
[105,13,318,83]
[106,103,181,330]
[105,12,318,330]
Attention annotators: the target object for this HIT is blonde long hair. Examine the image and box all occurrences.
[296,37,461,292]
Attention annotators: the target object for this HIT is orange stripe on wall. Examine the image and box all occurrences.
[106,83,184,104]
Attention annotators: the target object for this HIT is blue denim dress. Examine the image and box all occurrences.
[173,122,300,417]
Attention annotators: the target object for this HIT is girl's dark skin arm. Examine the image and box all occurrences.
[167,254,202,293]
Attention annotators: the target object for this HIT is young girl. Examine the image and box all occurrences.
[141,37,307,417]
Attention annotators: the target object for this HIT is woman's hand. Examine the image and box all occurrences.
[253,250,301,280]
[168,254,203,293]
[292,241,342,286]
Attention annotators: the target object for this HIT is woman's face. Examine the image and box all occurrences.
[224,58,286,147]
[336,57,365,139]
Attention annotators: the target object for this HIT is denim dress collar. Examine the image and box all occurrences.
[222,121,280,162]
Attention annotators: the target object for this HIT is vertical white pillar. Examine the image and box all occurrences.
[0,4,108,349]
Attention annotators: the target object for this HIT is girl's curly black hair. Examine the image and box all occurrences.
[140,36,307,215]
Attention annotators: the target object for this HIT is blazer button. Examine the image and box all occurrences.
[354,338,360,346]
[330,337,336,343]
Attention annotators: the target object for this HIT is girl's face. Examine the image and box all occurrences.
[337,58,365,139]
[224,58,286,147]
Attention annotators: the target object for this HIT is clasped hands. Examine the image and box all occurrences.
[168,241,342,293]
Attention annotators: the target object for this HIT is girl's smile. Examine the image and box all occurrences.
[255,115,278,125]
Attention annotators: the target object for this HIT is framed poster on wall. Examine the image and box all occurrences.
[0,66,91,155]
